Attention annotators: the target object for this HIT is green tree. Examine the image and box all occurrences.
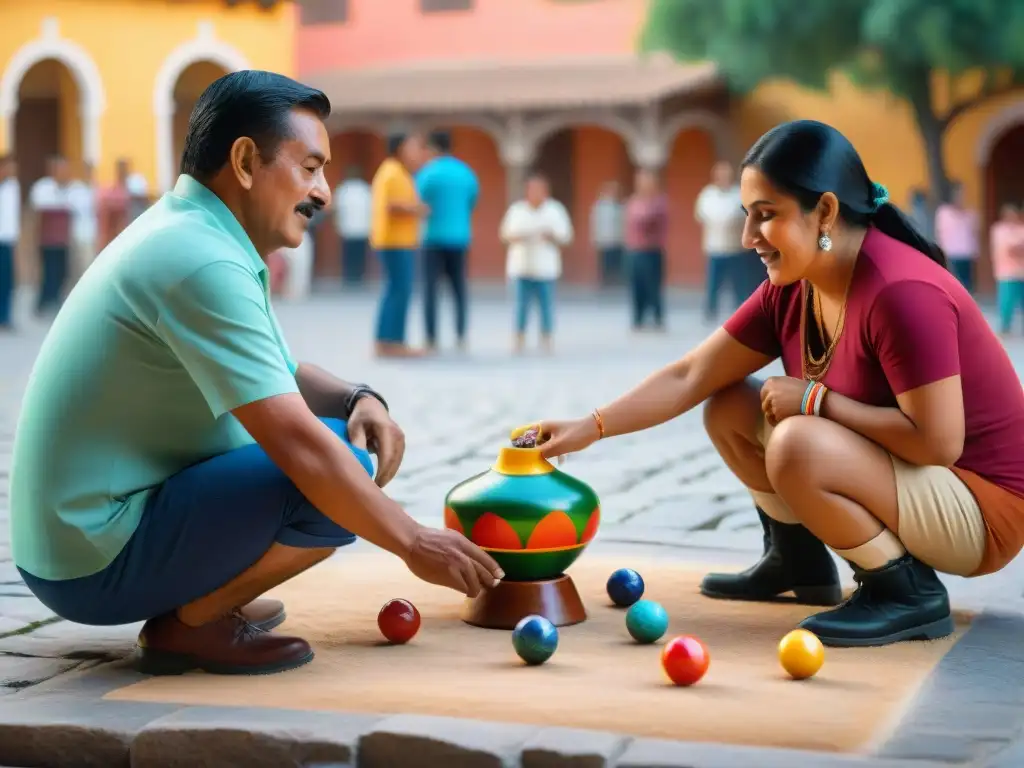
[640,0,1024,205]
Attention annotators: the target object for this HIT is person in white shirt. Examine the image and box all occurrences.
[66,162,98,286]
[0,154,19,330]
[590,181,624,286]
[694,161,759,322]
[333,166,372,285]
[499,172,573,354]
[29,155,74,316]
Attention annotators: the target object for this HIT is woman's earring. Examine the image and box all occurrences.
[818,232,833,251]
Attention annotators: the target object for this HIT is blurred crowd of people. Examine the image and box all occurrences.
[8,140,1020,346]
[909,182,1024,335]
[284,130,765,358]
[0,153,152,331]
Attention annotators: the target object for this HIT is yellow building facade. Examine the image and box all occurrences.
[733,75,1024,290]
[736,74,1024,224]
[0,0,296,192]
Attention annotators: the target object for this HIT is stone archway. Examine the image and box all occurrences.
[980,120,1024,294]
[985,124,1024,217]
[0,17,105,164]
[533,124,634,285]
[153,21,250,191]
[171,60,230,174]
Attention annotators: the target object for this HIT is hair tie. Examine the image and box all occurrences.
[870,182,889,212]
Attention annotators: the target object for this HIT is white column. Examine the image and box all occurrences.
[629,139,668,171]
[81,101,102,166]
[630,102,667,170]
[500,113,536,204]
[154,97,175,193]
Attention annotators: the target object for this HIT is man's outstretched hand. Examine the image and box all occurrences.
[404,526,504,597]
[347,397,405,487]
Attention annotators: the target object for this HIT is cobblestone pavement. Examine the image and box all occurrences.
[2,286,1024,766]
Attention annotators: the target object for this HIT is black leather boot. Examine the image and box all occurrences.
[797,554,954,647]
[700,508,843,606]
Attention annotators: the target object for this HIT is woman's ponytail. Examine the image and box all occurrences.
[871,201,947,268]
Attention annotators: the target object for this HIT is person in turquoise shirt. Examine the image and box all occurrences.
[9,71,500,676]
[416,131,479,351]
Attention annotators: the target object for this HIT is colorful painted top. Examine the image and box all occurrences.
[445,447,600,581]
[724,226,1024,576]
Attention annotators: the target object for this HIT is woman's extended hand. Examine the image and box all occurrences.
[760,376,811,426]
[512,417,602,460]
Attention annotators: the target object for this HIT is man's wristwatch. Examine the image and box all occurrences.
[345,384,389,417]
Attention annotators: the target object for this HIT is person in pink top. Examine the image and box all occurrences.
[624,169,670,331]
[990,203,1024,335]
[523,120,1024,648]
[934,183,979,292]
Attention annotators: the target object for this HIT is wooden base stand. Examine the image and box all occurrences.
[460,574,587,630]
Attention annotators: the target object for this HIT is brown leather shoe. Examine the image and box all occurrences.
[135,611,313,676]
[238,598,286,631]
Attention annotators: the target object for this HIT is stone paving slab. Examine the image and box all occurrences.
[1,290,1024,765]
[0,540,1020,767]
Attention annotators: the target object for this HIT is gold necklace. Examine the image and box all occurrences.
[801,281,848,381]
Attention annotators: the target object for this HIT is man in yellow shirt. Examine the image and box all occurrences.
[370,132,429,357]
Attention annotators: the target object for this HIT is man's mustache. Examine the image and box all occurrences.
[295,200,324,218]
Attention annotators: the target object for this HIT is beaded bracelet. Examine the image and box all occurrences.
[592,408,606,438]
[801,381,828,416]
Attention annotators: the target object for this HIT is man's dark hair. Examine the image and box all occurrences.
[387,132,407,156]
[428,130,451,154]
[179,70,331,182]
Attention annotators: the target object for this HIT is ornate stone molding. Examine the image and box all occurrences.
[0,17,106,163]
[153,21,250,191]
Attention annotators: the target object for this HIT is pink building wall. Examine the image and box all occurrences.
[296,0,648,74]
[299,0,720,286]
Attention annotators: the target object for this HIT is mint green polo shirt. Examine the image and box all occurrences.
[9,175,300,581]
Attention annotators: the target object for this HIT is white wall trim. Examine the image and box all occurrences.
[521,109,641,157]
[417,114,507,149]
[0,17,106,164]
[153,21,250,191]
[974,99,1024,167]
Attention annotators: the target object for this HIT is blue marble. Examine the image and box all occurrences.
[606,567,645,607]
[512,614,559,665]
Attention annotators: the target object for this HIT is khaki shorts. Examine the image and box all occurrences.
[755,416,986,576]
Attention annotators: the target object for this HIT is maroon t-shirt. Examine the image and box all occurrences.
[723,226,1024,574]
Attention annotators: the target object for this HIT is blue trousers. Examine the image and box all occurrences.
[422,246,468,344]
[374,248,415,344]
[37,245,68,314]
[705,252,761,320]
[628,249,664,328]
[948,259,975,293]
[0,242,13,327]
[341,237,368,285]
[18,418,373,626]
[998,279,1024,333]
[514,277,555,335]
[599,246,625,286]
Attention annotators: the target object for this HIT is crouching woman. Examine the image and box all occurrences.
[526,119,1024,647]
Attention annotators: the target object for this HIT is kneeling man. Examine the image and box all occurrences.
[9,71,501,676]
